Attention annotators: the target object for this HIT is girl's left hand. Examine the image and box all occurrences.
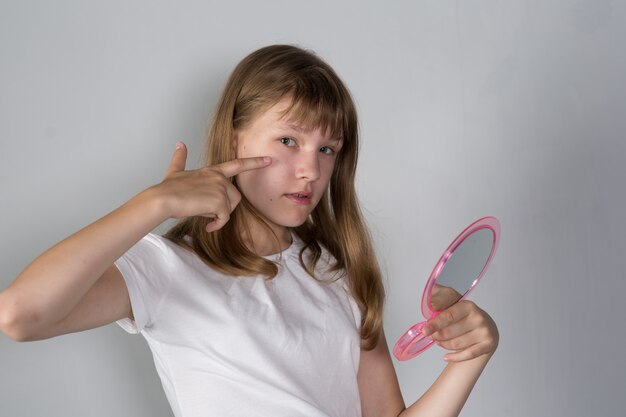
[421,300,499,362]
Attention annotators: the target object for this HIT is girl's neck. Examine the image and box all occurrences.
[241,220,292,256]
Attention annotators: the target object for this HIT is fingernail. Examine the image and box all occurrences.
[263,156,271,164]
[176,141,183,150]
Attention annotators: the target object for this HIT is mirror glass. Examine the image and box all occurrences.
[394,216,500,361]
[428,228,495,312]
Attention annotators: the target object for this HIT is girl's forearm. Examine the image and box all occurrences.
[0,186,168,333]
[400,353,492,417]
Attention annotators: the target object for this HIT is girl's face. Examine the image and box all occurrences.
[234,97,343,237]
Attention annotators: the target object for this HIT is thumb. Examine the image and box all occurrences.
[164,141,187,178]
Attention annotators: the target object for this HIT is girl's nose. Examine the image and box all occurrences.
[295,151,321,181]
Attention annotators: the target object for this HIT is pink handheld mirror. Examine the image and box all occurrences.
[393,216,501,361]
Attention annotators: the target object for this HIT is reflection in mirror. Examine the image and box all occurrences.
[432,228,494,311]
[429,283,463,311]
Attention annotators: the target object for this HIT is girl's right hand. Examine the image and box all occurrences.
[153,141,271,232]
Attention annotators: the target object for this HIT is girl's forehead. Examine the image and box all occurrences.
[261,97,299,120]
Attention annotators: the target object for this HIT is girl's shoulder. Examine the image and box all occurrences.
[121,232,209,274]
[130,233,190,259]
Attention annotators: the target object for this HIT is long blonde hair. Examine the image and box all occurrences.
[165,44,384,350]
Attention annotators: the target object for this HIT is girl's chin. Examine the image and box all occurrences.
[274,217,309,229]
[271,214,312,229]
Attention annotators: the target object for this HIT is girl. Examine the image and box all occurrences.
[0,44,498,417]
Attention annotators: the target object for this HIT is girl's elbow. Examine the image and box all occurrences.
[0,293,41,342]
[0,323,35,342]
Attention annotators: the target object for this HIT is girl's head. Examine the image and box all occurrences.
[166,45,383,350]
[207,44,359,237]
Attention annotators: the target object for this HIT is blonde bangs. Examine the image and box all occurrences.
[278,91,346,143]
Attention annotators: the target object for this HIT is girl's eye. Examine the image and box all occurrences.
[320,146,335,155]
[280,137,296,147]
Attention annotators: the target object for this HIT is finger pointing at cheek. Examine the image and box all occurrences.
[216,156,272,178]
[202,156,272,233]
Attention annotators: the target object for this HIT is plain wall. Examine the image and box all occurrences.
[1,1,625,416]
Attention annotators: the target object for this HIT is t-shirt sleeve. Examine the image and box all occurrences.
[114,233,173,334]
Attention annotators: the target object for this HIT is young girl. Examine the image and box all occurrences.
[0,44,498,417]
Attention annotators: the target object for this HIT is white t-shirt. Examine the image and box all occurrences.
[114,233,363,417]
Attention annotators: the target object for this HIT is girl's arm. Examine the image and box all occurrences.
[0,143,271,341]
[358,300,498,417]
[0,188,164,341]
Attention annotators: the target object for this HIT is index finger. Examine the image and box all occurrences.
[215,156,272,178]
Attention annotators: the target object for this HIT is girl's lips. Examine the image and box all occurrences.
[285,192,311,205]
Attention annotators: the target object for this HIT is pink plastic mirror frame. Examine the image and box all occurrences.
[393,216,501,361]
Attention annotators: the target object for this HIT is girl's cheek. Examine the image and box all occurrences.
[257,155,287,180]
[320,158,336,179]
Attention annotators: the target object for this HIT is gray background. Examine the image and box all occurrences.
[1,1,624,416]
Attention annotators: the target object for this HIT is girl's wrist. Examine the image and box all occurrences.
[133,185,174,224]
